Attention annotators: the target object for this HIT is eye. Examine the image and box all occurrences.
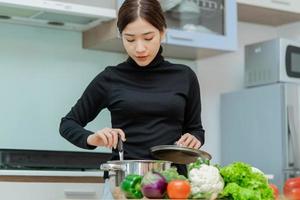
[126,39,134,43]
[145,37,153,41]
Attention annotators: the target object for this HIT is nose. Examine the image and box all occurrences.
[135,40,146,53]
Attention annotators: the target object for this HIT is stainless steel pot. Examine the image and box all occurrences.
[100,160,172,186]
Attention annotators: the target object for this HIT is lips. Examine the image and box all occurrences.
[135,56,148,62]
[136,55,148,59]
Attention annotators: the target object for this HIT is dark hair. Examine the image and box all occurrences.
[117,0,167,33]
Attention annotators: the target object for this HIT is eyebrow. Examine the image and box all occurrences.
[123,31,155,36]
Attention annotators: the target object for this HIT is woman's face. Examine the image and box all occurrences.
[122,17,165,67]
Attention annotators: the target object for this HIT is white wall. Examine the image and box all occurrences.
[196,22,280,163]
[277,21,300,40]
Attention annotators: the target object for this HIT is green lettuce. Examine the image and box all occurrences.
[219,162,274,200]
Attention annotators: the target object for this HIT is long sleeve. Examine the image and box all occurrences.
[182,69,205,145]
[59,50,205,159]
[59,68,111,149]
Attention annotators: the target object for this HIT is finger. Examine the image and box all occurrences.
[182,135,194,147]
[194,141,202,149]
[108,130,115,148]
[111,130,118,149]
[100,128,111,146]
[177,133,190,145]
[188,138,198,149]
[179,133,192,146]
[115,128,126,141]
[97,132,108,146]
[103,130,113,148]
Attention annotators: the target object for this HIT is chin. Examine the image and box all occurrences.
[135,60,151,67]
[138,62,150,67]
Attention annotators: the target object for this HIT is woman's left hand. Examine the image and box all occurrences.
[176,133,202,149]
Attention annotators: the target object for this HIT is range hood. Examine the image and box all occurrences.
[0,0,117,31]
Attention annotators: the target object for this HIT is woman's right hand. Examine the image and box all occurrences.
[87,128,126,149]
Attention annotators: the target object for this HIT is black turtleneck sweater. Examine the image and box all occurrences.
[59,47,205,160]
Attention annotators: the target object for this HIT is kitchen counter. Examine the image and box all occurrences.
[0,170,105,200]
[0,169,104,183]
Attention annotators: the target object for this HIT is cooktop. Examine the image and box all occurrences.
[0,149,112,170]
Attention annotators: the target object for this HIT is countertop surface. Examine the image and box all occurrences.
[0,169,103,177]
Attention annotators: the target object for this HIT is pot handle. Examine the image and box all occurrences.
[100,163,126,171]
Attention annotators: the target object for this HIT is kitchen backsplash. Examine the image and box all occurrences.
[0,22,196,153]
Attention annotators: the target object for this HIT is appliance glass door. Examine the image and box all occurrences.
[161,0,225,35]
[286,45,300,78]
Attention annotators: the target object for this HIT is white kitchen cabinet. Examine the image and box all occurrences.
[0,0,117,31]
[53,0,116,9]
[237,0,300,25]
[83,0,237,59]
[0,170,104,200]
[0,182,103,200]
[160,0,237,51]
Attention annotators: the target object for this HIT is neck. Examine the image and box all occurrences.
[127,46,164,69]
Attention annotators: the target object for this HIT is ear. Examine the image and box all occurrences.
[160,28,166,42]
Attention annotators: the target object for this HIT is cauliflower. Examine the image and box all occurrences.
[189,164,224,198]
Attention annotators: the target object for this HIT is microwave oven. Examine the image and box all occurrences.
[245,38,300,87]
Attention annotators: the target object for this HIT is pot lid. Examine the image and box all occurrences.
[150,145,212,164]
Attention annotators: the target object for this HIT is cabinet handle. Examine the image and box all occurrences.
[271,0,291,5]
[64,189,97,198]
[169,34,194,41]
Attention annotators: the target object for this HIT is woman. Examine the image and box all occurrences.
[59,0,205,176]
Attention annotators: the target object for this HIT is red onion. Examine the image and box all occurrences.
[141,171,167,199]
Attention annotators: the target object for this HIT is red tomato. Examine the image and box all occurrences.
[284,187,300,200]
[285,177,300,189]
[269,184,279,200]
[284,177,300,199]
[167,180,191,200]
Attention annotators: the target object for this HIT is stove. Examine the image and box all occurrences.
[0,149,112,170]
